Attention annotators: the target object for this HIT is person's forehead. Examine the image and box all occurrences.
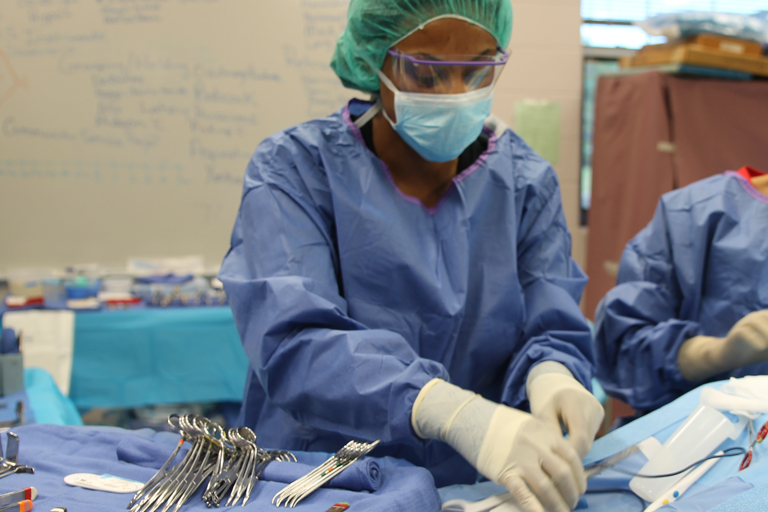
[394,17,497,53]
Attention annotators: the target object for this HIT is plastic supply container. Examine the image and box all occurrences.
[64,277,102,299]
[42,278,65,306]
[6,268,54,298]
[630,405,746,501]
[102,277,134,294]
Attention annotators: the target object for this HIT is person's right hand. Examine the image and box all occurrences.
[678,309,768,382]
[476,404,586,512]
[411,379,586,512]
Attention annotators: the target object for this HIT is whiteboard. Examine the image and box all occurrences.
[0,0,360,271]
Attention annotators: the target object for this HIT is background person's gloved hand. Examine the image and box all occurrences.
[412,379,586,512]
[526,362,605,458]
[678,309,768,382]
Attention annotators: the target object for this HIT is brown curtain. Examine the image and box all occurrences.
[584,71,768,319]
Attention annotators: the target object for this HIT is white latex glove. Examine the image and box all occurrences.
[678,310,768,382]
[526,362,605,458]
[412,379,586,512]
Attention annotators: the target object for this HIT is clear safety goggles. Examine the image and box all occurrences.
[387,47,509,94]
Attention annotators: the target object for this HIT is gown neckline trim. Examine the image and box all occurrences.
[725,170,768,205]
[341,100,498,215]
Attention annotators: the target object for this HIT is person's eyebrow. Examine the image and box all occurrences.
[411,48,497,62]
[471,48,497,61]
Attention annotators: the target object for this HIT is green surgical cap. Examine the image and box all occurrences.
[331,0,513,93]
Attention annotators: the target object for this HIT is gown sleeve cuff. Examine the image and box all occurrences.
[664,320,704,389]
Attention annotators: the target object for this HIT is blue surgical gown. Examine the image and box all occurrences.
[594,171,768,412]
[219,99,593,487]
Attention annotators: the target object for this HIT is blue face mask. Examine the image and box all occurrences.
[376,70,494,163]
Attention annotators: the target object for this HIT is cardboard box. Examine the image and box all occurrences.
[621,35,768,77]
[640,34,764,56]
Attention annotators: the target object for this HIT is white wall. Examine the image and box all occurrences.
[0,0,361,271]
[495,0,586,269]
[0,0,586,272]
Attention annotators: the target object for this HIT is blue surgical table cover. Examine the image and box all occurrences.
[24,367,82,426]
[0,368,81,426]
[0,424,441,511]
[70,307,247,409]
[439,380,768,511]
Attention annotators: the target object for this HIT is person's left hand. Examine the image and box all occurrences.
[527,365,604,458]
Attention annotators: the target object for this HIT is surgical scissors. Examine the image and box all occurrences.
[130,415,216,512]
[128,415,188,509]
[127,414,297,511]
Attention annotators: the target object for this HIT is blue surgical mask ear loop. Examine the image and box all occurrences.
[352,73,395,130]
[353,97,382,129]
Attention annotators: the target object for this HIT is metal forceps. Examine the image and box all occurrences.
[242,448,296,506]
[221,428,256,507]
[273,439,380,508]
[128,414,189,509]
[227,431,296,507]
[202,427,241,507]
[0,432,34,479]
[162,417,220,512]
[740,419,768,471]
[129,415,218,512]
[128,414,299,511]
[584,445,640,479]
[129,415,200,512]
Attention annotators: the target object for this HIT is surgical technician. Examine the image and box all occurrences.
[595,166,768,413]
[219,1,603,511]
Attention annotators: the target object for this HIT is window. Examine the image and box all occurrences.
[578,1,766,221]
[581,1,768,49]
[583,1,767,20]
[581,23,664,50]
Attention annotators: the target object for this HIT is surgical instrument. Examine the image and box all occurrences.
[584,445,640,479]
[0,488,36,507]
[0,432,34,479]
[0,500,31,512]
[128,414,296,511]
[643,450,725,512]
[273,439,380,508]
[127,415,187,509]
[129,415,217,512]
[740,419,767,471]
[325,503,350,512]
[0,402,25,429]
